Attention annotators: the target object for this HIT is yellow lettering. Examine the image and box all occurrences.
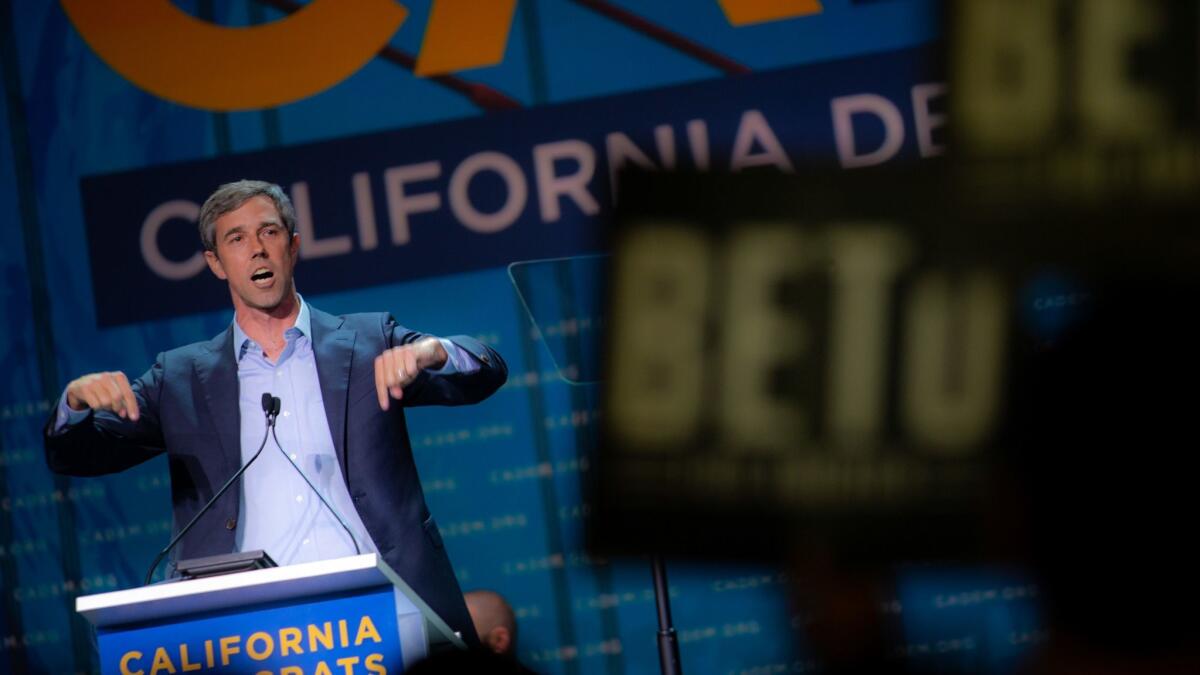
[338,619,350,648]
[204,640,214,668]
[218,636,241,666]
[149,647,176,675]
[608,226,711,445]
[337,655,361,674]
[60,0,408,111]
[718,0,823,26]
[315,661,334,675]
[354,616,383,646]
[179,644,201,672]
[281,667,304,675]
[415,0,518,76]
[119,650,144,675]
[365,652,387,675]
[279,626,304,656]
[245,631,275,661]
[309,622,334,652]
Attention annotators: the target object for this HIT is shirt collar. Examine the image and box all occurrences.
[232,294,310,361]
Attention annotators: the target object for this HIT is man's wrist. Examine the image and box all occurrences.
[421,337,449,371]
[53,390,91,434]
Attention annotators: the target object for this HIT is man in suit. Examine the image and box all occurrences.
[44,180,505,645]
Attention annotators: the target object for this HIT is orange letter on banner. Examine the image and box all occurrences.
[355,616,383,645]
[279,627,303,656]
[718,0,823,26]
[119,651,144,675]
[415,0,518,75]
[60,0,407,111]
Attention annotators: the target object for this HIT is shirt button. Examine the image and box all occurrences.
[289,453,297,460]
[225,518,237,530]
[282,411,290,417]
[302,538,310,545]
[276,371,283,377]
[295,495,304,503]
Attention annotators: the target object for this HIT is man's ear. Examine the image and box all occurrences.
[290,232,300,257]
[485,626,511,655]
[204,250,227,280]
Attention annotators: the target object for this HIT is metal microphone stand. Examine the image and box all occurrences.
[652,554,682,675]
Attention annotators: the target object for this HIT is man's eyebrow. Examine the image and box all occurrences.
[222,225,246,239]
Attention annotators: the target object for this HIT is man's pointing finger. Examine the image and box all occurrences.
[374,354,389,411]
[115,372,139,422]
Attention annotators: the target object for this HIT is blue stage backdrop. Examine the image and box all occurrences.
[0,1,1040,673]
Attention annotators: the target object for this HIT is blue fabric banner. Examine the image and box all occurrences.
[81,46,941,326]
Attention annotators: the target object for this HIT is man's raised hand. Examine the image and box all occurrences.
[374,338,448,410]
[65,372,139,421]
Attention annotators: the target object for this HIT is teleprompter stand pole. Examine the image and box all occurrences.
[652,554,683,675]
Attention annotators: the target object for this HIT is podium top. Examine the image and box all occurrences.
[76,553,464,649]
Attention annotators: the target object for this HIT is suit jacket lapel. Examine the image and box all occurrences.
[194,327,241,476]
[309,308,357,476]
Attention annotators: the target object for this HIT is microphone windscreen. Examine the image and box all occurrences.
[262,392,273,413]
[271,397,282,416]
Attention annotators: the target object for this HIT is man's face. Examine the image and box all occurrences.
[204,195,300,314]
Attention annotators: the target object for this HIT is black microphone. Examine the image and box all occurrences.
[143,392,280,585]
[268,397,361,555]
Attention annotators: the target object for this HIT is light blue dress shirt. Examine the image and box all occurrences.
[230,298,375,563]
[56,296,479,568]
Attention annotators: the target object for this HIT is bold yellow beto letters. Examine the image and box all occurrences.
[60,0,407,111]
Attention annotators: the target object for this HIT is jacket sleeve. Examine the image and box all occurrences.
[43,354,168,476]
[384,314,508,407]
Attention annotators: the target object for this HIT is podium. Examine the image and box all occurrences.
[76,553,465,674]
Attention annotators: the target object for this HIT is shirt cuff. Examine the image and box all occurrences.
[427,338,482,376]
[51,390,90,435]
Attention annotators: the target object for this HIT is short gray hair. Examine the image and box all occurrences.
[198,180,296,252]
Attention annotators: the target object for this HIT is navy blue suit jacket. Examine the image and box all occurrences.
[45,308,506,645]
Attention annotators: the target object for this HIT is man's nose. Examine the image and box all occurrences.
[250,235,269,257]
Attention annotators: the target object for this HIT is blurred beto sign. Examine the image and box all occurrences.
[949,0,1200,201]
[591,168,1200,562]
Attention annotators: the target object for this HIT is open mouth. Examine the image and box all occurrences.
[250,268,274,286]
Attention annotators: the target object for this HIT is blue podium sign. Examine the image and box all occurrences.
[76,555,454,675]
[99,587,399,675]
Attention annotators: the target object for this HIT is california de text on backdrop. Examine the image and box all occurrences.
[81,46,942,326]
